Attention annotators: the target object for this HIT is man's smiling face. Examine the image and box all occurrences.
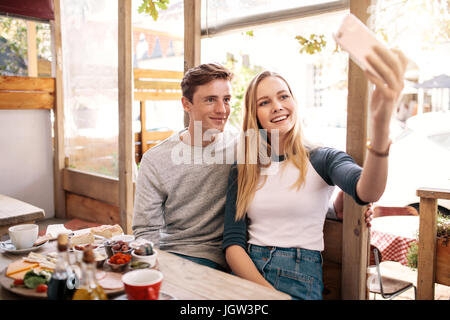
[184,79,232,133]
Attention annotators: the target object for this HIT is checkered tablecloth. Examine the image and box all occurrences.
[371,229,416,266]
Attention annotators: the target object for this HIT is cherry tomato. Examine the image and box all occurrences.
[13,279,24,286]
[36,284,48,293]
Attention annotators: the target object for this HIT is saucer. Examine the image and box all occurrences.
[0,240,48,254]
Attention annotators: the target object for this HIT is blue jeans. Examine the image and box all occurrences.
[171,252,227,272]
[248,244,324,300]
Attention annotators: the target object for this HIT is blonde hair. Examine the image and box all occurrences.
[235,71,310,221]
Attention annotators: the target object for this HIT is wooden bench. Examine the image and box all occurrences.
[0,194,45,237]
[134,69,182,160]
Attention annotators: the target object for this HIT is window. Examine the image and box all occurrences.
[0,16,51,77]
[61,0,120,177]
[202,9,350,150]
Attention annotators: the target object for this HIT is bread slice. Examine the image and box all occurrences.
[90,224,123,239]
[70,232,95,247]
[33,234,52,247]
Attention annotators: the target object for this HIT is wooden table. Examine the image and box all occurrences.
[0,194,45,237]
[0,219,291,300]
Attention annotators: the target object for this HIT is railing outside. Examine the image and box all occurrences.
[416,187,450,300]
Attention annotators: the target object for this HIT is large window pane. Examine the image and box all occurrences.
[0,16,51,77]
[370,0,450,211]
[132,0,184,163]
[202,10,349,150]
[62,0,119,177]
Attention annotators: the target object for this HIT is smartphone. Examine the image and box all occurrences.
[333,13,387,81]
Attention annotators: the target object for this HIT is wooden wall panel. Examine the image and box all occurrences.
[436,238,450,287]
[0,76,55,92]
[63,168,119,207]
[323,219,343,264]
[66,192,120,225]
[322,219,343,300]
[322,260,342,300]
[0,76,55,110]
[0,92,54,109]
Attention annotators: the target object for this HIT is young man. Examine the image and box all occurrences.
[132,63,237,271]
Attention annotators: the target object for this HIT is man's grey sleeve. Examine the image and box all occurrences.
[132,157,166,247]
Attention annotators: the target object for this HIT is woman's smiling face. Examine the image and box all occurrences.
[255,76,296,138]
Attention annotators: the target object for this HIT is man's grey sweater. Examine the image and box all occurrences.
[132,129,238,269]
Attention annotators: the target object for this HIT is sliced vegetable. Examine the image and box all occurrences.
[130,261,150,269]
[108,252,131,264]
[13,279,24,286]
[24,275,46,289]
[36,284,48,293]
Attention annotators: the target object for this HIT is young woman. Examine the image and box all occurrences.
[223,45,408,300]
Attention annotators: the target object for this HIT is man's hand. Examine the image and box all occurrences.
[365,203,374,228]
[333,190,374,227]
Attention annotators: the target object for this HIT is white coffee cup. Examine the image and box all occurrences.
[8,224,39,249]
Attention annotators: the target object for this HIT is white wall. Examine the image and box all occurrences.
[0,109,54,219]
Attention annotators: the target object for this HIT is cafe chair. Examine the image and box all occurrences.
[373,206,419,218]
[367,246,417,300]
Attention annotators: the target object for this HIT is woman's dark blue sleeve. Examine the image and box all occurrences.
[310,147,369,206]
[222,164,248,252]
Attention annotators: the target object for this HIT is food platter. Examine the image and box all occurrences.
[0,268,48,299]
[0,267,125,299]
[0,224,158,299]
[0,240,49,255]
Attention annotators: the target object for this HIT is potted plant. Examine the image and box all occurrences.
[407,212,450,286]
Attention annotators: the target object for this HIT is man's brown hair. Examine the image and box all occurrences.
[181,63,233,103]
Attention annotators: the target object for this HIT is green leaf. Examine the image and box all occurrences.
[156,2,168,10]
[24,276,47,289]
[137,2,147,13]
[295,33,327,55]
[138,0,170,21]
[23,270,48,289]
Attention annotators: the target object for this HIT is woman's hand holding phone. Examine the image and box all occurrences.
[334,14,408,145]
[365,46,408,127]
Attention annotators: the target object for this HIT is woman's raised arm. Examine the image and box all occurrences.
[356,46,408,203]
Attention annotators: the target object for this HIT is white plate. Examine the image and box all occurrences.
[111,234,134,243]
[71,228,124,241]
[0,240,49,254]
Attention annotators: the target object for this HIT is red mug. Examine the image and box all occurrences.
[121,269,163,300]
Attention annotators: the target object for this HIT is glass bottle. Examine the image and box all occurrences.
[72,247,108,300]
[47,233,79,300]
